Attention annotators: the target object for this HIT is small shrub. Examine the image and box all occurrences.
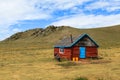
[97,78,104,80]
[57,61,77,68]
[75,77,88,80]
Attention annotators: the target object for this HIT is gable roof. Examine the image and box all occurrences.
[54,33,99,48]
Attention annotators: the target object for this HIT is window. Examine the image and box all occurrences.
[59,48,64,53]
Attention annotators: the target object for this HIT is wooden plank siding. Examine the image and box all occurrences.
[72,46,79,58]
[54,48,72,60]
[86,47,98,58]
[72,46,98,59]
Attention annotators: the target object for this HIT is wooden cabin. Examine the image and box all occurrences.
[54,33,99,61]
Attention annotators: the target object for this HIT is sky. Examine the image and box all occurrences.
[0,0,120,40]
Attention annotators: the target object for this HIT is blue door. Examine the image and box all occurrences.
[80,47,86,58]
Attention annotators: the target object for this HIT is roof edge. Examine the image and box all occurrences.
[54,33,99,48]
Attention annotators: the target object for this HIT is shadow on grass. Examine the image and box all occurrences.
[90,60,111,64]
[56,61,79,68]
[88,56,104,60]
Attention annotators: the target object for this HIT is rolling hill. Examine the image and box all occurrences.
[1,25,120,48]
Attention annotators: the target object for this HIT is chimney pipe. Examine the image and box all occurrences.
[70,34,73,43]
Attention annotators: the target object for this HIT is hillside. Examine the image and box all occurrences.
[1,25,120,48]
[4,25,65,41]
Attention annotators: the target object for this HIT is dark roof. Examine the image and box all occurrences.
[54,33,99,48]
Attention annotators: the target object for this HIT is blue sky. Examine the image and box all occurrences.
[0,0,120,40]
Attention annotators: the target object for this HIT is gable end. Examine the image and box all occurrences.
[70,34,99,47]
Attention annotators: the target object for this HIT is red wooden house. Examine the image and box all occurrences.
[54,33,99,61]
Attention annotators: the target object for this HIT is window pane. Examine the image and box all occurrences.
[59,48,64,53]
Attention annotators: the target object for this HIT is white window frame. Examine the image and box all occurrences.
[59,48,64,54]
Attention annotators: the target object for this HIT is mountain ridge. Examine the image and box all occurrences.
[4,25,70,41]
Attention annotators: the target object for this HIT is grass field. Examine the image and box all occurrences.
[0,42,120,80]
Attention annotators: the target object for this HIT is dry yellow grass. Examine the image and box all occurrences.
[0,47,120,80]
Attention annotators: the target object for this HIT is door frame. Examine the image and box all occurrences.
[79,47,86,59]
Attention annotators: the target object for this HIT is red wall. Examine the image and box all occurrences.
[54,46,98,60]
[54,48,72,60]
[86,47,98,58]
[72,46,79,58]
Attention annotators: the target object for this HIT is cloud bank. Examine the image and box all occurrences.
[51,14,120,28]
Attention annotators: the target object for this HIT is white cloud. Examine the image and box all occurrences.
[86,0,120,11]
[53,0,90,10]
[0,0,50,23]
[85,1,109,10]
[34,0,90,14]
[0,26,20,41]
[12,28,21,33]
[50,0,120,28]
[51,14,120,28]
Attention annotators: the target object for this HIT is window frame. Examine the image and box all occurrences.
[59,48,64,54]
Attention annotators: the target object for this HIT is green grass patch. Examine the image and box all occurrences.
[57,61,78,68]
[75,77,88,80]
